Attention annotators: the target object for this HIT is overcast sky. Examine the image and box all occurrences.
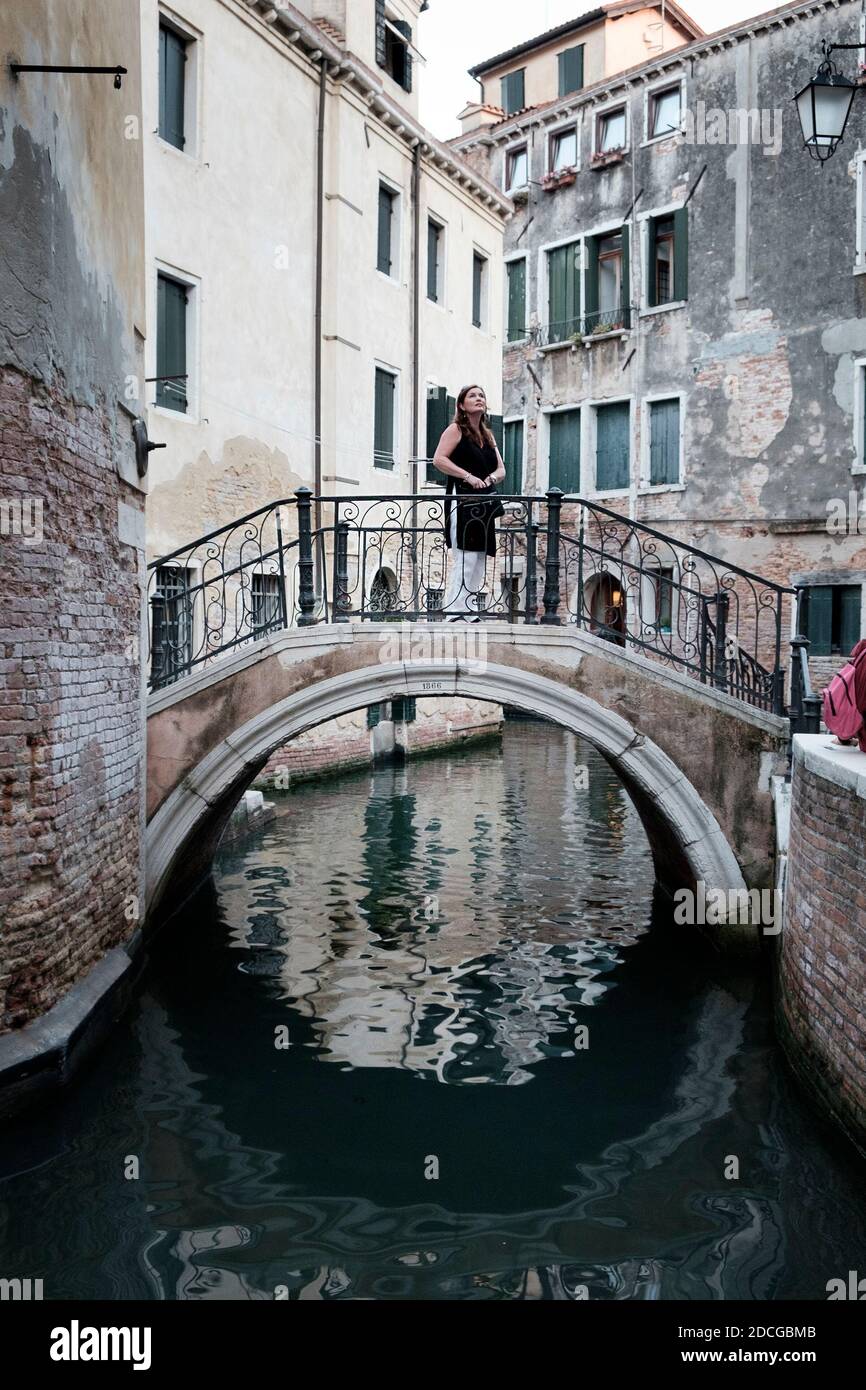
[417,0,777,139]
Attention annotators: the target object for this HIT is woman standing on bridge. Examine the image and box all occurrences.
[433,384,506,619]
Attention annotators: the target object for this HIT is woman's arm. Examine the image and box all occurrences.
[433,424,485,489]
[483,445,507,488]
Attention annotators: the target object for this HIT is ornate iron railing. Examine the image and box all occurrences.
[146,489,796,717]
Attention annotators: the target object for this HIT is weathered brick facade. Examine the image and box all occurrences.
[0,367,144,1029]
[777,738,866,1152]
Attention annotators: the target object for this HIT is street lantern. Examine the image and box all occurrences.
[794,43,858,163]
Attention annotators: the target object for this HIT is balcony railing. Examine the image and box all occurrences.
[146,490,796,721]
[533,306,630,347]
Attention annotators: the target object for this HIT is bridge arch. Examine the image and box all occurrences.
[146,647,757,946]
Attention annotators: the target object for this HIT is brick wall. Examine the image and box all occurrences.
[777,736,866,1152]
[0,365,144,1031]
[254,697,502,788]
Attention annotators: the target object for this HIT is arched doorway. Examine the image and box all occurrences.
[369,566,398,615]
[584,571,626,647]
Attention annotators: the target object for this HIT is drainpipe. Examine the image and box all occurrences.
[314,55,326,548]
[411,140,422,500]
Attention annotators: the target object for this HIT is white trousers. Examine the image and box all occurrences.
[443,506,487,615]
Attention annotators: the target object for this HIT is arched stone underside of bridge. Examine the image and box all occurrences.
[146,625,791,952]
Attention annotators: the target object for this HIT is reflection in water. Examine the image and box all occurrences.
[0,725,863,1301]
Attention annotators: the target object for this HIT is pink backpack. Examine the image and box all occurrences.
[822,651,865,741]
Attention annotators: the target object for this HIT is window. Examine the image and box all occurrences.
[158,22,187,150]
[598,106,626,153]
[375,1,413,93]
[377,183,396,276]
[156,273,188,412]
[655,567,674,632]
[472,252,487,329]
[251,573,282,634]
[548,409,581,492]
[546,240,581,343]
[801,585,861,656]
[506,258,526,342]
[370,569,398,614]
[391,696,416,722]
[558,44,584,98]
[501,69,525,115]
[367,702,386,729]
[550,127,577,173]
[151,565,193,685]
[505,144,528,192]
[856,152,866,269]
[425,385,453,483]
[648,398,681,486]
[646,209,688,307]
[374,367,397,469]
[649,83,683,140]
[584,227,630,333]
[503,420,524,494]
[427,218,443,302]
[595,402,630,492]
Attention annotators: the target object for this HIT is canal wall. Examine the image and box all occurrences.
[777,736,866,1155]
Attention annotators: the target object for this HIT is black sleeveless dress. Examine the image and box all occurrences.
[444,433,503,557]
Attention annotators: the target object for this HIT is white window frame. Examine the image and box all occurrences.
[504,250,529,345]
[591,97,630,159]
[538,215,628,347]
[639,391,686,493]
[853,358,866,474]
[376,175,403,285]
[855,150,866,274]
[546,119,580,175]
[150,557,203,683]
[373,360,400,473]
[643,73,687,147]
[587,395,634,499]
[503,138,529,194]
[471,245,490,332]
[426,212,447,308]
[637,200,687,315]
[502,413,527,497]
[157,6,202,161]
[153,260,200,423]
[538,402,583,494]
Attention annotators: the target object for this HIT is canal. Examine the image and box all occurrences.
[0,722,864,1300]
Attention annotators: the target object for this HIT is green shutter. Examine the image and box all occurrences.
[489,414,503,454]
[391,696,417,722]
[377,186,392,274]
[646,218,658,309]
[374,368,395,468]
[620,223,630,329]
[501,70,525,114]
[507,258,526,341]
[558,45,584,97]
[367,702,382,729]
[584,235,599,328]
[375,0,387,67]
[393,18,413,93]
[159,25,186,151]
[839,585,862,654]
[805,586,832,655]
[503,420,524,494]
[548,409,581,493]
[649,399,680,486]
[674,205,689,302]
[548,242,579,342]
[426,386,448,483]
[427,220,439,301]
[156,275,187,412]
[595,402,630,491]
[472,254,483,327]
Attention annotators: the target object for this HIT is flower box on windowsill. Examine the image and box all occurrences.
[510,186,529,205]
[585,325,629,345]
[590,147,625,170]
[541,166,577,191]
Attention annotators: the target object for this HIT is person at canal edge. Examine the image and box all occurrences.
[827,637,866,752]
[433,383,506,619]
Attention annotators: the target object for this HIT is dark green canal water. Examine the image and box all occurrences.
[0,723,863,1300]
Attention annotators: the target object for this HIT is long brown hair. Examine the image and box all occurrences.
[454,384,496,449]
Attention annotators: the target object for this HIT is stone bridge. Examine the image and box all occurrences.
[146,621,791,951]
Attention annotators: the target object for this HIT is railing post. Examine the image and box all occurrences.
[333,512,350,623]
[713,590,730,692]
[295,487,316,626]
[574,503,585,630]
[542,488,563,625]
[524,500,538,624]
[804,691,822,732]
[275,504,289,633]
[788,634,806,732]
